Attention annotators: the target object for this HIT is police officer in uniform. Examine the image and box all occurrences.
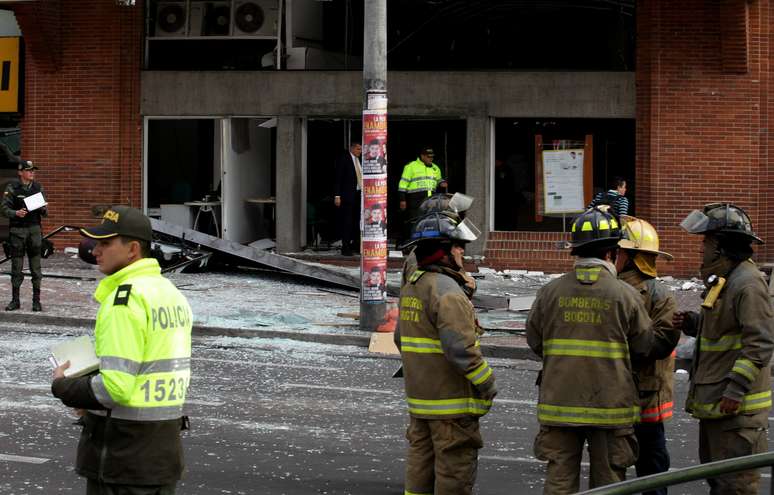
[398,146,447,242]
[616,215,680,495]
[395,212,496,495]
[1,160,46,311]
[51,206,192,495]
[527,207,664,493]
[676,203,774,495]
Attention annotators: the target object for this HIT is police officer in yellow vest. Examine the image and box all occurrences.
[395,212,496,495]
[616,215,679,495]
[51,206,192,495]
[398,146,447,241]
[527,207,660,493]
[676,203,774,495]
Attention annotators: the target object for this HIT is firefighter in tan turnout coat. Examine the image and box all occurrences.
[676,203,774,495]
[527,207,663,493]
[616,215,680,495]
[395,212,496,495]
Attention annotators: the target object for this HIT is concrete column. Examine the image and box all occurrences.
[276,116,303,252]
[465,116,492,256]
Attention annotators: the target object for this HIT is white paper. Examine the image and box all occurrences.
[50,336,99,378]
[542,149,585,214]
[23,192,47,212]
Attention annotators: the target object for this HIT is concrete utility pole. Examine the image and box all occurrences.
[359,0,388,331]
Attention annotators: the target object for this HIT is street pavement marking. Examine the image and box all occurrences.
[281,383,395,395]
[193,357,338,372]
[0,453,49,464]
[185,399,224,407]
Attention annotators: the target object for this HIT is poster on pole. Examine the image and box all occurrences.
[542,149,585,215]
[361,108,388,304]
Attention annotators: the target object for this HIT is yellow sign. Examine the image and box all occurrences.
[0,37,21,114]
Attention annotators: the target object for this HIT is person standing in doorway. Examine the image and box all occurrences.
[398,146,447,242]
[588,176,629,217]
[2,160,46,312]
[51,206,193,495]
[333,142,362,256]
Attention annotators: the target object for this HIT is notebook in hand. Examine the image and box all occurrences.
[50,336,99,378]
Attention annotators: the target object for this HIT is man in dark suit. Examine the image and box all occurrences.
[334,142,362,256]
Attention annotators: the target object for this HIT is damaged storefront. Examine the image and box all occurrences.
[141,0,636,264]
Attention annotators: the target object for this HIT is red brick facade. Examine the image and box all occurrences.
[12,0,143,246]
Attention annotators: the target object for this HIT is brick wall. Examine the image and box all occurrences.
[484,231,574,274]
[635,0,771,277]
[12,0,143,248]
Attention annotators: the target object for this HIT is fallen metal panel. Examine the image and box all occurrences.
[151,219,361,290]
[151,219,510,310]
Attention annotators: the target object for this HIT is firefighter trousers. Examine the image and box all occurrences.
[404,416,483,495]
[699,418,768,495]
[534,425,638,494]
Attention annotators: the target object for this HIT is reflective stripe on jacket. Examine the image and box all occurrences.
[526,262,654,428]
[398,159,443,198]
[90,258,193,421]
[686,260,774,423]
[619,271,680,423]
[397,266,495,420]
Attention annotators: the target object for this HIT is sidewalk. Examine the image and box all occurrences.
[0,253,537,361]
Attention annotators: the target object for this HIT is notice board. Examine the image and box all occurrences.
[534,135,593,222]
[542,149,585,214]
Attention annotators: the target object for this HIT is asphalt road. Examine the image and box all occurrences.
[0,326,771,494]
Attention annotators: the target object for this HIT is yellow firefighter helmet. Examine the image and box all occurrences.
[619,215,673,260]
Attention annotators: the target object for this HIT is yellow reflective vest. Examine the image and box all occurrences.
[526,262,654,427]
[398,159,443,202]
[89,257,193,421]
[396,265,496,419]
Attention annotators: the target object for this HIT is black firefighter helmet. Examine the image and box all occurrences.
[680,202,762,244]
[570,207,622,253]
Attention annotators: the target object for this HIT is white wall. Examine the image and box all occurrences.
[222,118,273,243]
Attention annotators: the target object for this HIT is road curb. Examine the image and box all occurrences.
[0,312,537,361]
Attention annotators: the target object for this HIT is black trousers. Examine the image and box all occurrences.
[634,422,670,495]
[8,224,42,292]
[338,193,360,251]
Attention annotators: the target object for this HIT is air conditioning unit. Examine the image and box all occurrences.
[234,0,278,37]
[155,1,187,37]
[203,1,232,36]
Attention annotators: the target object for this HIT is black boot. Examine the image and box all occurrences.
[32,289,42,312]
[5,288,20,311]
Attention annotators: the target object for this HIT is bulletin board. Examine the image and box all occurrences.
[534,135,593,222]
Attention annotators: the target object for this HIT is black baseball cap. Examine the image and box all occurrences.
[80,206,153,242]
[18,160,38,171]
